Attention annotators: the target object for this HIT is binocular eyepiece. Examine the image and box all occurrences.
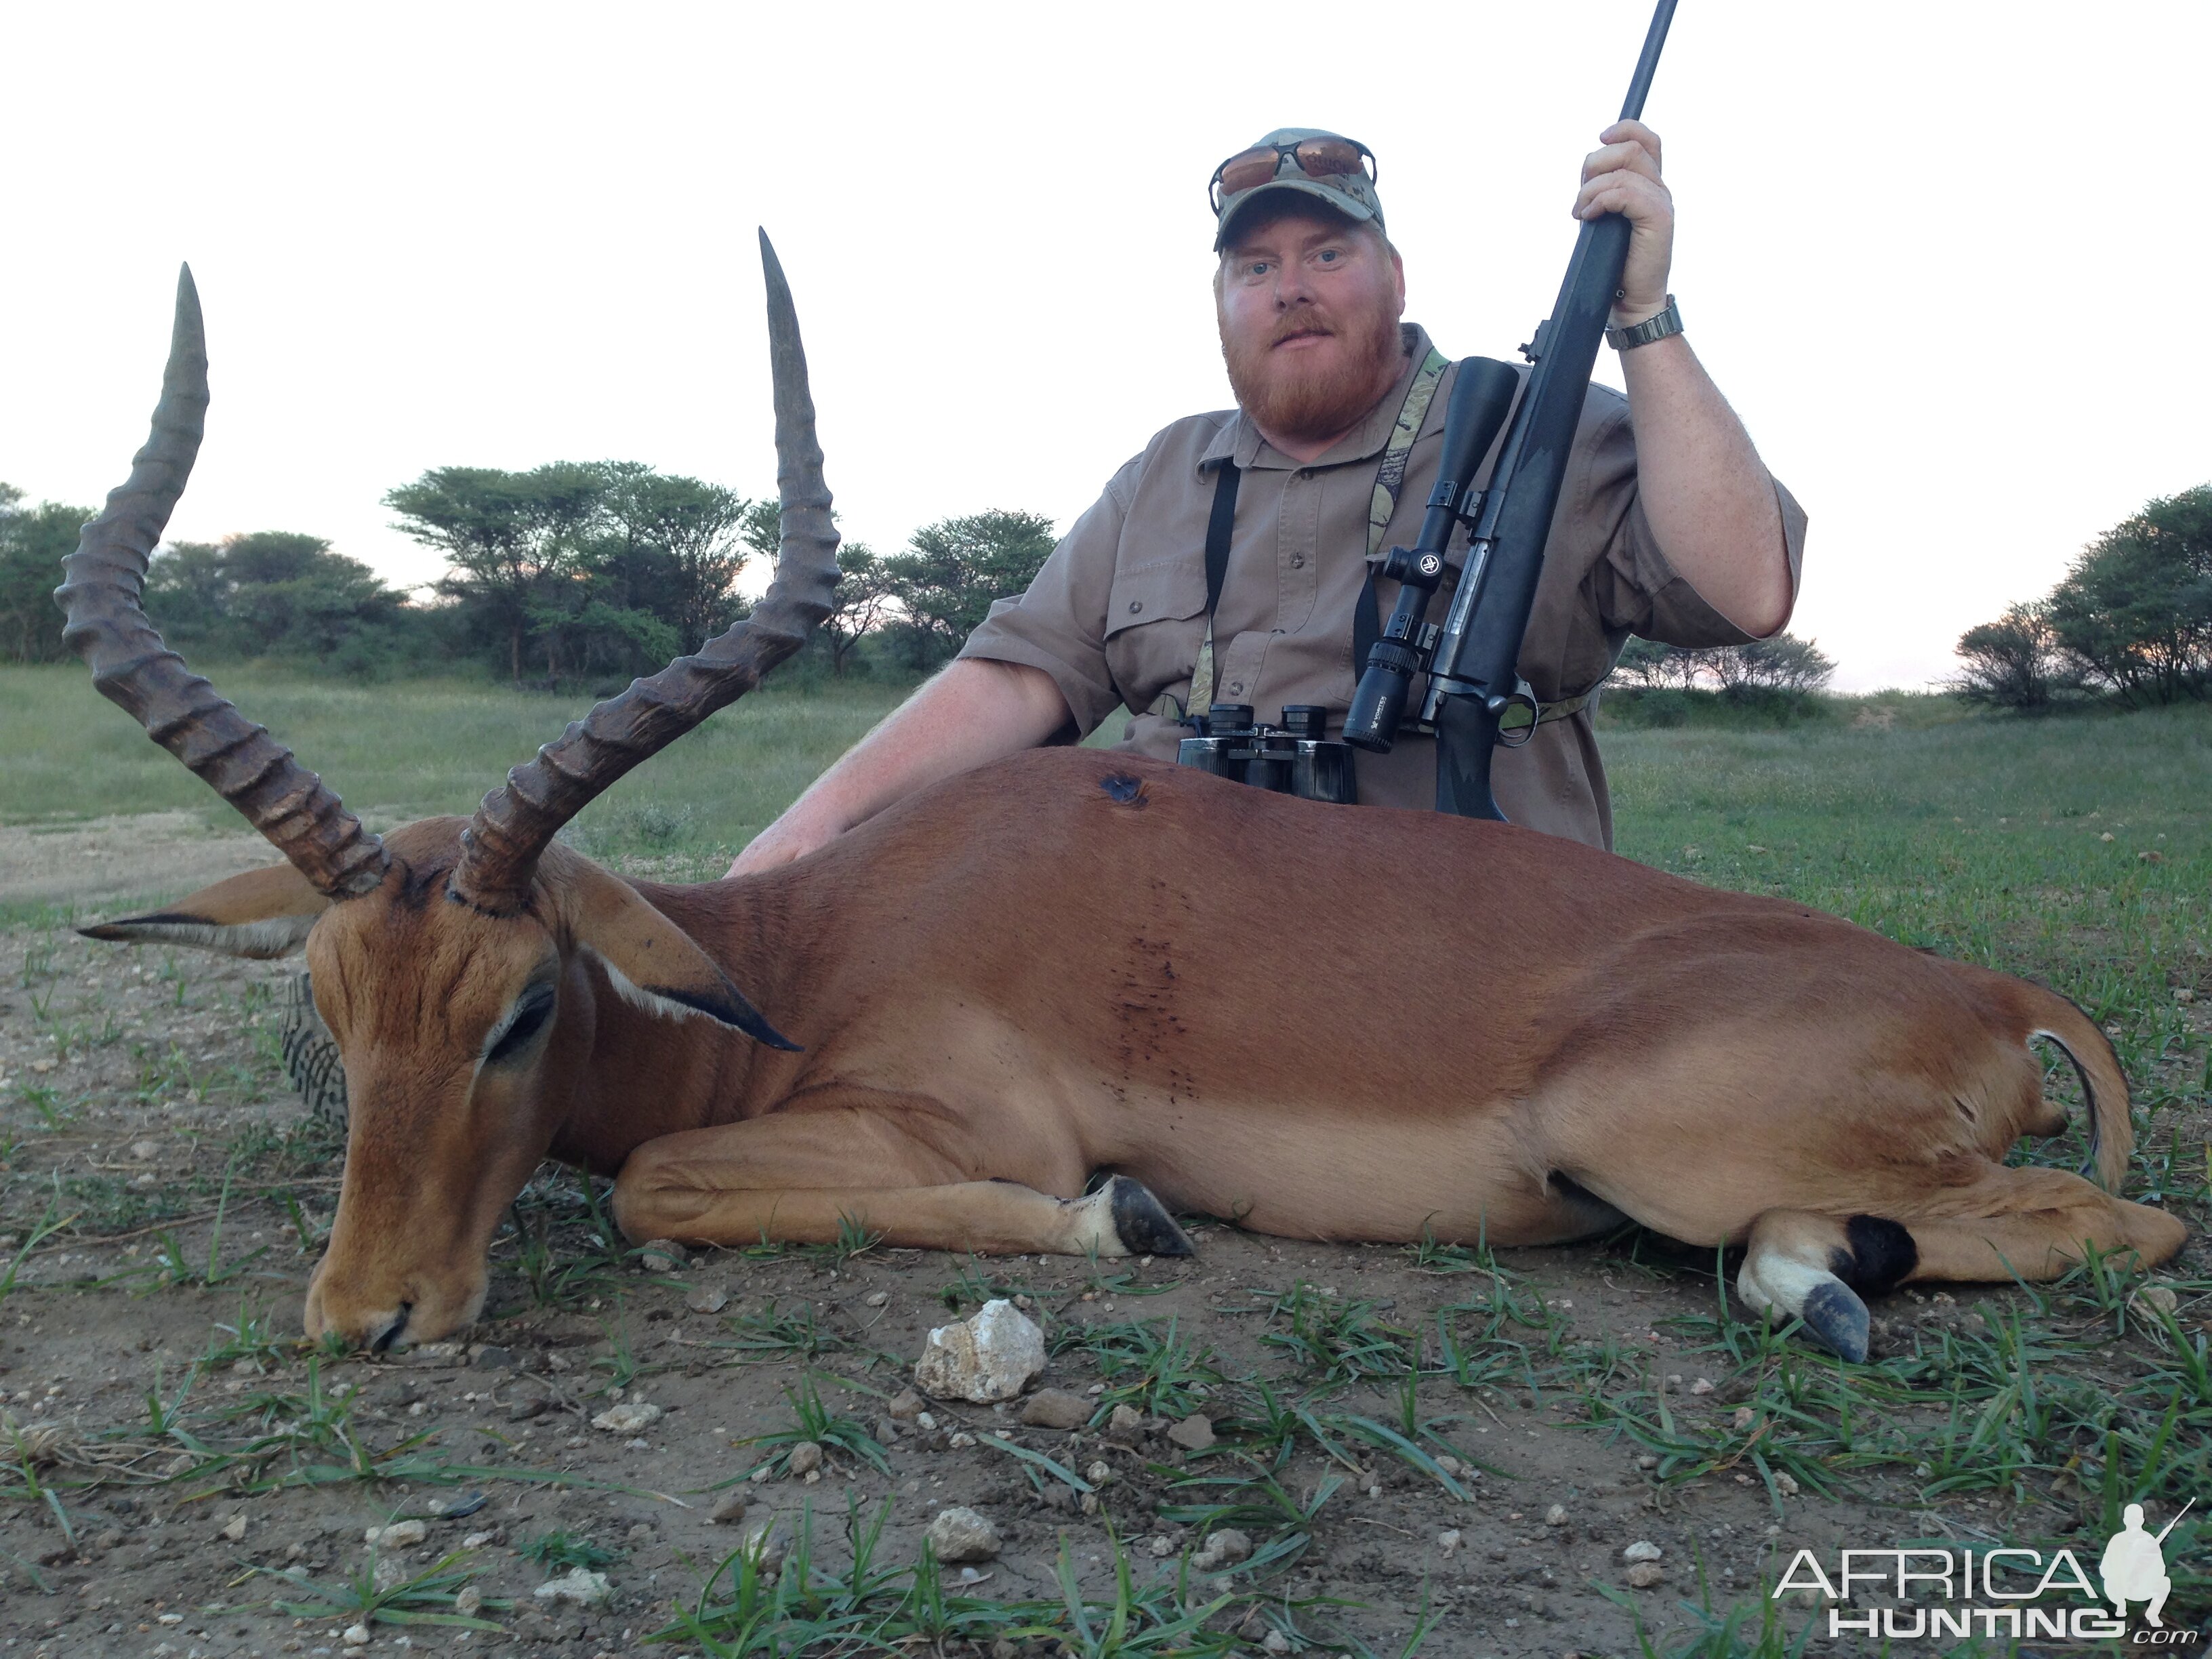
[1176,703,1357,804]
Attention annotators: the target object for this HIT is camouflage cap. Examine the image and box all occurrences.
[1212,128,1384,252]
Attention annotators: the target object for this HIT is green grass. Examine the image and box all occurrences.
[0,661,908,861]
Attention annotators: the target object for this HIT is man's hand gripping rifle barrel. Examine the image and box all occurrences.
[1343,0,1679,819]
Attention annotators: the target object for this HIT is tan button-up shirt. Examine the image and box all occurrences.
[959,323,1807,848]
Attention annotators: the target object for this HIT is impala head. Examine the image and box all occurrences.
[60,239,838,1348]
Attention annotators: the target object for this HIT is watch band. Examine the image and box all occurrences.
[1605,294,1683,351]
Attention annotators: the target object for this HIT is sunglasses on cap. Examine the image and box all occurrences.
[1207,136,1378,214]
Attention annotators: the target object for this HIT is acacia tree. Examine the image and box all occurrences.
[2044,485,2211,706]
[1702,632,1835,696]
[145,531,401,659]
[1612,636,1701,689]
[819,543,899,674]
[1952,602,2061,710]
[590,464,757,653]
[387,462,602,683]
[885,509,1057,663]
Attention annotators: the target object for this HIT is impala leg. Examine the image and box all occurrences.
[1738,1210,1919,1364]
[1886,1164,2186,1284]
[1739,1168,2186,1363]
[610,1104,1191,1259]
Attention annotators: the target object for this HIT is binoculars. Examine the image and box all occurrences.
[1175,703,1357,805]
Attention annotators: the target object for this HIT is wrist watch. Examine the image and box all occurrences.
[1605,294,1683,351]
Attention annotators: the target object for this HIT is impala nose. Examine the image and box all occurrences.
[369,1303,413,1353]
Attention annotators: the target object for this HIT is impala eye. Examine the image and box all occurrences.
[486,987,556,1065]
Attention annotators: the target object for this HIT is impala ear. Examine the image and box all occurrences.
[560,858,798,1050]
[79,863,331,958]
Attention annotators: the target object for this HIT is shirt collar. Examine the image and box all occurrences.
[1202,323,1435,473]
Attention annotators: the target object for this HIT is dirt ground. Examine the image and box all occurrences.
[2,820,2206,1659]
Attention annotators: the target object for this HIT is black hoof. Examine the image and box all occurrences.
[1107,1176,1194,1257]
[1801,1279,1870,1364]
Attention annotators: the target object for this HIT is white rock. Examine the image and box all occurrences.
[342,1624,371,1647]
[1545,1504,1568,1526]
[1438,1529,1462,1554]
[2133,1284,2179,1317]
[1623,1539,1663,1563]
[364,1519,428,1549]
[591,1401,663,1435]
[684,1284,729,1315]
[637,1238,687,1271]
[220,1513,247,1541]
[737,1519,787,1573]
[453,1585,483,1618]
[1191,1528,1252,1572]
[533,1566,613,1607]
[787,1439,823,1476]
[914,1299,1046,1404]
[1263,1631,1291,1655]
[924,1505,1002,1563]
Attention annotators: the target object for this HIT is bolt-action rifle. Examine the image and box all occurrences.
[1343,0,1678,819]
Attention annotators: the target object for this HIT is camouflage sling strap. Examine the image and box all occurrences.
[1176,347,1451,722]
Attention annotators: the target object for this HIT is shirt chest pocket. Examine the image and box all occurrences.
[1103,554,1210,711]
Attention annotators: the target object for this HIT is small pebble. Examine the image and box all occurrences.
[365,1519,428,1549]
[1623,1540,1662,1563]
[453,1585,482,1617]
[2133,1284,2180,1317]
[924,1505,1002,1563]
[865,1290,890,1308]
[1107,1404,1145,1439]
[1147,1534,1176,1557]
[710,1492,750,1524]
[1689,1378,1714,1396]
[949,1431,977,1449]
[684,1284,729,1315]
[1190,1528,1252,1572]
[1544,1504,1567,1526]
[637,1238,687,1271]
[1086,1460,1111,1485]
[591,1401,663,1435]
[342,1624,371,1647]
[1019,1389,1092,1431]
[1166,1413,1215,1452]
[1627,1561,1664,1589]
[888,1389,925,1420]
[787,1440,824,1476]
[1263,1631,1292,1655]
[1731,1406,1756,1431]
[220,1514,247,1542]
[1437,1529,1462,1554]
[1636,1454,1658,1470]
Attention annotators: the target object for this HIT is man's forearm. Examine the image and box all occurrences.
[780,657,1074,836]
[1616,333,1791,638]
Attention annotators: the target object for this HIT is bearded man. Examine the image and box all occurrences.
[732,122,1804,869]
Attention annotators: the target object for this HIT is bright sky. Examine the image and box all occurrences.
[4,2,2206,691]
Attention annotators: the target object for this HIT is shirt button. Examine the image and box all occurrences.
[1128,600,1143,614]
[1290,553,1305,569]
[1227,681,1244,695]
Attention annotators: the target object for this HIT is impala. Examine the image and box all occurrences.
[59,243,2184,1365]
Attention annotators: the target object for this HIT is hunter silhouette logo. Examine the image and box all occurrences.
[2102,1500,2189,1629]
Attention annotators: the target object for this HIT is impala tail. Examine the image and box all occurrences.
[2020,982,2133,1195]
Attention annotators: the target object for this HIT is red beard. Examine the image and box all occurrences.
[1221,304,1406,447]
